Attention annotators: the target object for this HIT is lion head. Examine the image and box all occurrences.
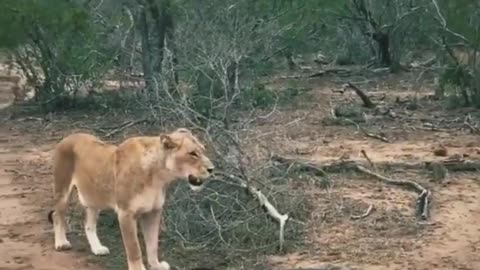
[161,128,214,191]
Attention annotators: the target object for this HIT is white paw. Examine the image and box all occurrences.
[55,240,72,251]
[92,245,110,256]
[151,261,170,270]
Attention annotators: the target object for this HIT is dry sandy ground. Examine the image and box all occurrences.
[0,78,101,269]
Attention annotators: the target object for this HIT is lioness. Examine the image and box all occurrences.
[47,128,215,270]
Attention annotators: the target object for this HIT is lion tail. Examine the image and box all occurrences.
[47,210,54,224]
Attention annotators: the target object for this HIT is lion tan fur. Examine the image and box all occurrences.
[49,128,214,270]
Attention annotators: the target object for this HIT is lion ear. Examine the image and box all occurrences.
[175,128,191,134]
[160,134,177,149]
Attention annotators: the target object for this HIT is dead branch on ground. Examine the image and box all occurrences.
[361,149,376,169]
[351,204,374,220]
[359,150,430,219]
[344,118,389,142]
[276,67,354,80]
[355,165,431,219]
[103,118,149,137]
[272,155,329,176]
[273,154,480,174]
[344,82,376,108]
[273,153,435,219]
[463,114,480,134]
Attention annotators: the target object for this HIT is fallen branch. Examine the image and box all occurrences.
[344,82,376,108]
[464,122,480,134]
[355,165,431,219]
[217,172,289,251]
[271,155,329,176]
[351,204,374,220]
[361,149,376,169]
[276,67,354,80]
[273,154,480,174]
[104,119,149,137]
[344,118,389,142]
[463,114,480,134]
[355,165,426,192]
[272,154,434,219]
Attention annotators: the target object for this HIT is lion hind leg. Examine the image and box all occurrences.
[85,207,110,256]
[52,150,75,251]
[52,183,73,251]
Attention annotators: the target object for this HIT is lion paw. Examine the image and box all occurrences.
[55,240,72,251]
[92,245,110,256]
[150,261,170,270]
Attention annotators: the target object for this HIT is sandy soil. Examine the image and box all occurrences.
[0,79,100,270]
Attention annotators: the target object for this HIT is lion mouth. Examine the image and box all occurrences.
[188,175,203,186]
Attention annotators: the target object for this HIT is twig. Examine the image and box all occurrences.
[463,122,479,134]
[356,165,425,194]
[430,0,470,44]
[463,114,480,134]
[361,149,376,169]
[217,172,289,251]
[271,155,328,176]
[276,67,354,80]
[351,204,374,220]
[344,82,376,108]
[344,118,389,142]
[104,119,148,137]
[17,116,43,122]
[328,100,337,119]
[416,189,432,220]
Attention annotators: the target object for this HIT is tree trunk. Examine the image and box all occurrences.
[163,0,178,86]
[145,0,166,73]
[372,32,392,67]
[138,5,154,92]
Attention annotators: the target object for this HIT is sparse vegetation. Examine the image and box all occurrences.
[1,0,480,270]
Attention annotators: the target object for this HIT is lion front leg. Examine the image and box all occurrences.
[118,210,146,270]
[140,210,170,270]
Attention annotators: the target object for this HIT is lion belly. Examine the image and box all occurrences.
[127,187,167,214]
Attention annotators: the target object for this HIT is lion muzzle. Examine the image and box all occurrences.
[187,175,205,192]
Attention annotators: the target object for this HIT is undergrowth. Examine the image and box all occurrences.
[75,177,310,270]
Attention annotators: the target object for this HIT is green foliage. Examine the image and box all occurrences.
[0,0,117,106]
[440,64,472,90]
[438,62,480,108]
[436,0,480,43]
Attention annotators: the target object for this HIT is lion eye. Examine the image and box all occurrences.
[189,151,199,158]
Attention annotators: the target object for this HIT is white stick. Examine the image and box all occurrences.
[228,174,289,251]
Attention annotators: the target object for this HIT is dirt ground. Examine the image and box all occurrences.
[0,86,101,268]
[1,67,480,270]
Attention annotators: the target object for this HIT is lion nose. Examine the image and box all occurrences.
[207,167,214,174]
